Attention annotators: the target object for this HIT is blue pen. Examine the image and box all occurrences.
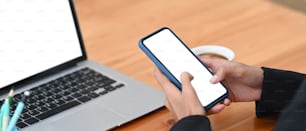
[2,99,10,131]
[0,103,5,128]
[7,91,30,131]
[6,101,24,131]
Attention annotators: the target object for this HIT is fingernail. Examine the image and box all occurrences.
[210,75,218,84]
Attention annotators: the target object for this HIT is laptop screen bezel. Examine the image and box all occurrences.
[0,0,87,93]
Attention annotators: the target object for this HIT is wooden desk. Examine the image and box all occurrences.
[74,0,306,130]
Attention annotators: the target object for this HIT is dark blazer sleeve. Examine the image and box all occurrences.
[273,78,306,130]
[256,67,305,117]
[170,115,211,131]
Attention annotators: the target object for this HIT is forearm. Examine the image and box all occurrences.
[171,115,211,131]
[256,67,305,117]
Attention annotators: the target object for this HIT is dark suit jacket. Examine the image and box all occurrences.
[170,67,306,131]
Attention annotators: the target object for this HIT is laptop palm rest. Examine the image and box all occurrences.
[23,103,125,131]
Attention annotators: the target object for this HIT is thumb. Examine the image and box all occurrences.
[181,72,194,93]
[181,72,198,100]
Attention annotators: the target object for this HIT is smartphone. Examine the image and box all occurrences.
[138,27,228,110]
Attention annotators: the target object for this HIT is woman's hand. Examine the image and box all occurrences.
[153,56,263,119]
[154,70,206,119]
[200,56,264,102]
[154,69,230,119]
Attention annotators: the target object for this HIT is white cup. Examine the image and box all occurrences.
[191,45,235,61]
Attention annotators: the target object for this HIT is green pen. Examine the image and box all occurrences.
[8,89,14,105]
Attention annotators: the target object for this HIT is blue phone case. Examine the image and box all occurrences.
[138,27,182,89]
[138,27,228,110]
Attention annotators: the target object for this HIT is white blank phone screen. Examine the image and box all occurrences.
[143,29,227,107]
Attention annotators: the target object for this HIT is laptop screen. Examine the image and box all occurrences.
[0,0,83,89]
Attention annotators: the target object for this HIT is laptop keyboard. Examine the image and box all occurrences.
[0,67,125,129]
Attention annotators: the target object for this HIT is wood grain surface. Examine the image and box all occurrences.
[74,0,306,130]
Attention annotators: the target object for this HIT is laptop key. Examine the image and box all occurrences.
[72,93,82,98]
[36,100,81,120]
[105,85,116,91]
[98,79,116,87]
[26,105,37,110]
[94,88,107,95]
[17,122,28,129]
[53,99,66,106]
[36,106,49,113]
[24,117,39,125]
[78,96,91,103]
[44,103,58,109]
[61,96,74,102]
[28,109,40,116]
[115,83,125,88]
[21,113,31,120]
[88,92,99,98]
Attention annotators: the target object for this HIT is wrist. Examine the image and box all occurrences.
[254,67,263,101]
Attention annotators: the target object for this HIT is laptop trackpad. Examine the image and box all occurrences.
[46,105,125,131]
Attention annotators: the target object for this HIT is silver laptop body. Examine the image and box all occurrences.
[0,0,164,130]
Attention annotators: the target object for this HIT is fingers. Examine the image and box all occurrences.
[200,57,224,71]
[223,98,231,106]
[210,75,219,84]
[153,68,181,95]
[165,98,180,119]
[154,68,183,118]
[207,104,225,115]
[200,57,215,68]
[164,98,170,110]
[200,58,227,84]
[180,72,206,117]
[165,98,174,113]
[210,68,226,84]
[180,72,200,104]
[157,69,231,118]
[153,68,168,85]
[180,72,194,93]
[206,98,231,115]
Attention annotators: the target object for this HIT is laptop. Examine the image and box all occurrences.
[0,0,164,130]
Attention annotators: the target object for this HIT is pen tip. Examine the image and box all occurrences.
[9,89,14,96]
